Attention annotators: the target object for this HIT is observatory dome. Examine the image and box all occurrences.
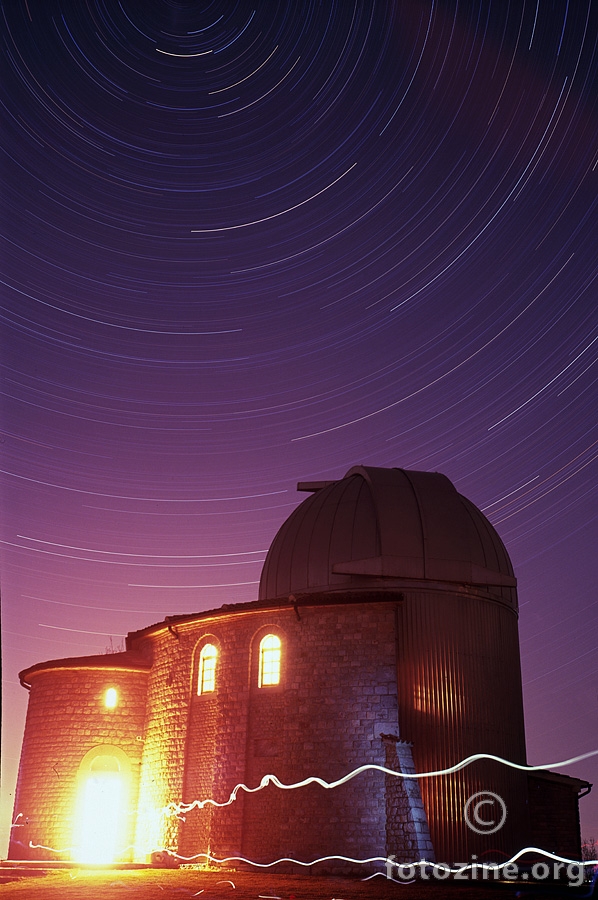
[258,465,516,608]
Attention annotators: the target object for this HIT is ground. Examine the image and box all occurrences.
[0,866,575,900]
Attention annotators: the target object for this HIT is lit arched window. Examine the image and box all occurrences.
[198,643,218,694]
[259,634,281,687]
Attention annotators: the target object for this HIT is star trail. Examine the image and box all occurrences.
[1,0,597,853]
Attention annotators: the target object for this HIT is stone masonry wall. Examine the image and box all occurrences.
[179,637,220,859]
[135,598,407,870]
[134,627,191,858]
[383,737,434,864]
[9,665,148,861]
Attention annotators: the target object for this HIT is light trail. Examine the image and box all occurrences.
[156,49,212,58]
[26,840,598,874]
[23,751,598,871]
[164,749,598,816]
[191,164,357,232]
[164,850,389,868]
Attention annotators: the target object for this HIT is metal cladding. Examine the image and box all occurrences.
[395,590,528,861]
[259,466,528,861]
[259,466,517,608]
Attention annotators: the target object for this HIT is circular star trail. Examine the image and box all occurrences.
[1,0,597,848]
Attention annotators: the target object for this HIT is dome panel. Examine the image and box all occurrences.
[261,494,313,599]
[305,482,343,590]
[327,474,368,588]
[460,494,514,578]
[350,466,425,564]
[350,477,379,563]
[291,480,336,592]
[402,470,470,579]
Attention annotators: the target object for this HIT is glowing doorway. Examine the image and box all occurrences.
[74,750,128,864]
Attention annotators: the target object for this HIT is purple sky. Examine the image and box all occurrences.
[1,1,597,857]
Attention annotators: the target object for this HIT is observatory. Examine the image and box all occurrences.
[10,466,589,867]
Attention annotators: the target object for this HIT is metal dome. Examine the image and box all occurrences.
[258,466,517,607]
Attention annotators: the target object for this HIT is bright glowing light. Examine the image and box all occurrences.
[76,776,121,863]
[104,687,118,708]
[198,643,217,694]
[258,634,280,687]
[73,754,127,864]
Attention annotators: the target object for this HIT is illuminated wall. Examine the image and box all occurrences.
[9,658,149,862]
[132,600,432,868]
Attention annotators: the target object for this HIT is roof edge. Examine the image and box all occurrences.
[128,577,519,647]
[19,650,151,689]
[528,768,593,794]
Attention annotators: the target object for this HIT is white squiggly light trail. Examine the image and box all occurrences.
[23,752,598,872]
[28,841,598,878]
[164,749,598,816]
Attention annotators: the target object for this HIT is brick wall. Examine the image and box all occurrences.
[9,664,148,861]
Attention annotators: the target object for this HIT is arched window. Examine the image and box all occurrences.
[198,643,218,694]
[258,634,281,687]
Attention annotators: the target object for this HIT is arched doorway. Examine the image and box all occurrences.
[73,746,130,863]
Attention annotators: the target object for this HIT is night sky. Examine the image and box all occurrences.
[1,0,597,857]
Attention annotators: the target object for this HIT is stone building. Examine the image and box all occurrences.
[9,466,590,868]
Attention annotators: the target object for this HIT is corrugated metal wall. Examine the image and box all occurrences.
[396,589,528,862]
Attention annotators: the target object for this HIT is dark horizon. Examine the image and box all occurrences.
[1,1,597,856]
